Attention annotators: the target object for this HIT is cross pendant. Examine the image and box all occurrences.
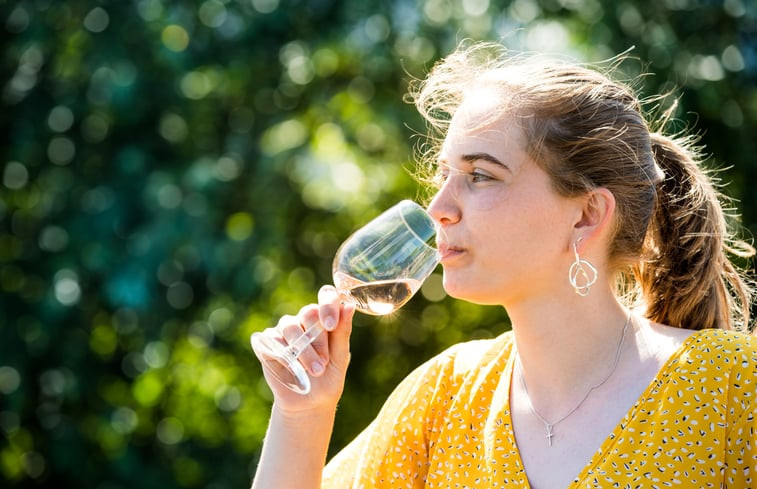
[545,424,554,447]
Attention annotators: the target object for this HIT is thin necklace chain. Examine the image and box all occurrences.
[515,312,632,446]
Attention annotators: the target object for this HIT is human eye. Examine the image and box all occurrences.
[469,168,495,183]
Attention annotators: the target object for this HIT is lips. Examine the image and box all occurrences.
[437,242,465,262]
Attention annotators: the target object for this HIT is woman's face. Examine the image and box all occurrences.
[428,93,583,306]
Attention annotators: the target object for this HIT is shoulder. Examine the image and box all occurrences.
[433,330,515,377]
[395,331,515,395]
[675,329,756,415]
[676,329,757,378]
[373,331,514,425]
[682,328,757,364]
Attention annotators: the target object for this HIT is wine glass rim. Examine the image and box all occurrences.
[397,200,437,252]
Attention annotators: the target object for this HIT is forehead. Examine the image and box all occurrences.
[443,87,524,154]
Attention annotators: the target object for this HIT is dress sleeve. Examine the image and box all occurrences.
[724,401,756,488]
[322,348,457,489]
[724,348,757,489]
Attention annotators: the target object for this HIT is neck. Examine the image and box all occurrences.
[506,286,631,407]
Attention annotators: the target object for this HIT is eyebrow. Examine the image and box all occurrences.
[461,152,511,172]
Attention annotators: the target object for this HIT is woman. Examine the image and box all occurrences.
[251,42,756,489]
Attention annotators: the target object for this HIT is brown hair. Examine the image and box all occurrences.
[409,42,754,332]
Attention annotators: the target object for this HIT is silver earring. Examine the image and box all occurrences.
[568,238,597,296]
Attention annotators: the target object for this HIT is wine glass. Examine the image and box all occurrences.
[250,200,439,394]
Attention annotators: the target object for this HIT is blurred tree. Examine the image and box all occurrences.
[1,0,754,487]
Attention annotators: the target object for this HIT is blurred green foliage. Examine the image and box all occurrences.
[1,0,755,487]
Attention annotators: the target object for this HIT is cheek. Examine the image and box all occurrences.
[486,198,567,259]
[473,189,508,211]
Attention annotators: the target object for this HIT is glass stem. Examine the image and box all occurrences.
[284,296,353,360]
[285,320,324,360]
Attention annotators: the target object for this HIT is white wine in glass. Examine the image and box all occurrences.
[332,273,422,316]
[251,200,439,394]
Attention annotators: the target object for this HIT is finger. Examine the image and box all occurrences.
[250,328,301,389]
[280,308,327,377]
[309,285,341,366]
[317,285,341,331]
[327,301,355,372]
[250,316,297,361]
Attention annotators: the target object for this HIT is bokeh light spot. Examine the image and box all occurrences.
[3,162,29,189]
[509,0,541,23]
[688,55,725,81]
[54,270,81,306]
[83,7,110,33]
[251,0,279,14]
[162,25,190,52]
[208,307,233,333]
[166,282,194,309]
[721,45,744,72]
[143,341,169,369]
[157,183,183,209]
[214,386,241,412]
[526,21,570,53]
[174,456,203,486]
[132,372,163,406]
[356,123,386,152]
[22,451,45,479]
[180,71,213,99]
[424,0,452,25]
[159,113,189,142]
[157,260,184,286]
[157,417,184,444]
[0,366,21,394]
[81,112,110,142]
[420,273,446,302]
[364,15,391,43]
[332,161,365,193]
[225,212,254,241]
[721,100,743,127]
[260,118,307,155]
[199,0,227,28]
[48,137,76,165]
[463,0,490,16]
[90,324,118,358]
[214,155,242,181]
[394,36,435,65]
[111,407,138,434]
[6,6,30,33]
[47,105,74,133]
[39,369,67,396]
[724,0,745,17]
[313,48,339,77]
[38,225,69,252]
[136,0,163,21]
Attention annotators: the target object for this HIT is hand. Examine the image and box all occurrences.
[252,285,355,413]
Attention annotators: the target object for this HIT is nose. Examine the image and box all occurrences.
[427,184,461,227]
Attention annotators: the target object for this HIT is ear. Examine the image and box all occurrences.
[572,187,616,250]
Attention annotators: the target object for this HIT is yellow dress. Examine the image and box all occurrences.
[323,329,756,488]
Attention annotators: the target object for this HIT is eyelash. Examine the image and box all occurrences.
[470,170,493,183]
[433,167,494,186]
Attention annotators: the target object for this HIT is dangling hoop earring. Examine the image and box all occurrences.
[568,238,597,297]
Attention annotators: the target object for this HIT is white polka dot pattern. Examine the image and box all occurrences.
[323,329,756,488]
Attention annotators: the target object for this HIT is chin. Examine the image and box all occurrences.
[442,276,498,305]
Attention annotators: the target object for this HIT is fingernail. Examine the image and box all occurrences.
[311,361,324,376]
[323,317,337,331]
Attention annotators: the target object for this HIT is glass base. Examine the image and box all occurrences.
[250,332,311,394]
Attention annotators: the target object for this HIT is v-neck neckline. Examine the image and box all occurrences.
[493,329,707,489]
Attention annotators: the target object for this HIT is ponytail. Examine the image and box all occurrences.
[639,133,754,332]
